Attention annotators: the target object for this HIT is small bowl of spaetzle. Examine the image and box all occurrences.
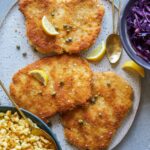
[0,106,61,150]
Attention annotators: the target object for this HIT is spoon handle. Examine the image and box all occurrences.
[0,80,32,126]
[116,0,121,34]
[112,0,115,33]
[108,0,118,10]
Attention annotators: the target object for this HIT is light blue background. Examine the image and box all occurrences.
[116,71,150,150]
[0,0,150,150]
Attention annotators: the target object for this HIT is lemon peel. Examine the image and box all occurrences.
[42,16,59,35]
[122,60,145,78]
[29,69,49,86]
[86,41,106,62]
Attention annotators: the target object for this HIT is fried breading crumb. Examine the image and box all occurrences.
[19,0,105,54]
[10,55,92,121]
[61,72,133,150]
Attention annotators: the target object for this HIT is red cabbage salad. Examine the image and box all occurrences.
[126,0,150,62]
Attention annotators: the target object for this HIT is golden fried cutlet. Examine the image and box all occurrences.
[61,72,133,150]
[19,0,105,54]
[10,55,92,121]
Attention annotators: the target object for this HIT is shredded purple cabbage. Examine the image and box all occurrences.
[126,0,150,62]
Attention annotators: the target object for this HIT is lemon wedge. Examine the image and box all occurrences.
[29,69,49,86]
[42,16,59,35]
[86,41,106,62]
[122,60,145,77]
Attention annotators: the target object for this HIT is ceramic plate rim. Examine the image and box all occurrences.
[0,0,141,150]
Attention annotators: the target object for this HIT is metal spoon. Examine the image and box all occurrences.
[108,0,118,10]
[106,0,122,64]
[0,80,57,150]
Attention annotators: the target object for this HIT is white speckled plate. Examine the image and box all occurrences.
[0,0,141,149]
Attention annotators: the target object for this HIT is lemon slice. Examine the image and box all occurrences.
[122,60,145,77]
[86,41,106,62]
[42,16,59,35]
[29,69,49,86]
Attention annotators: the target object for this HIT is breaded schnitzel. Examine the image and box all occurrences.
[10,55,92,121]
[61,72,133,150]
[19,0,105,54]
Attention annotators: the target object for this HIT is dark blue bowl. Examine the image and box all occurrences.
[119,0,150,70]
[0,106,61,150]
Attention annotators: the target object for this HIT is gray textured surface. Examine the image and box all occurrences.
[116,71,150,150]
